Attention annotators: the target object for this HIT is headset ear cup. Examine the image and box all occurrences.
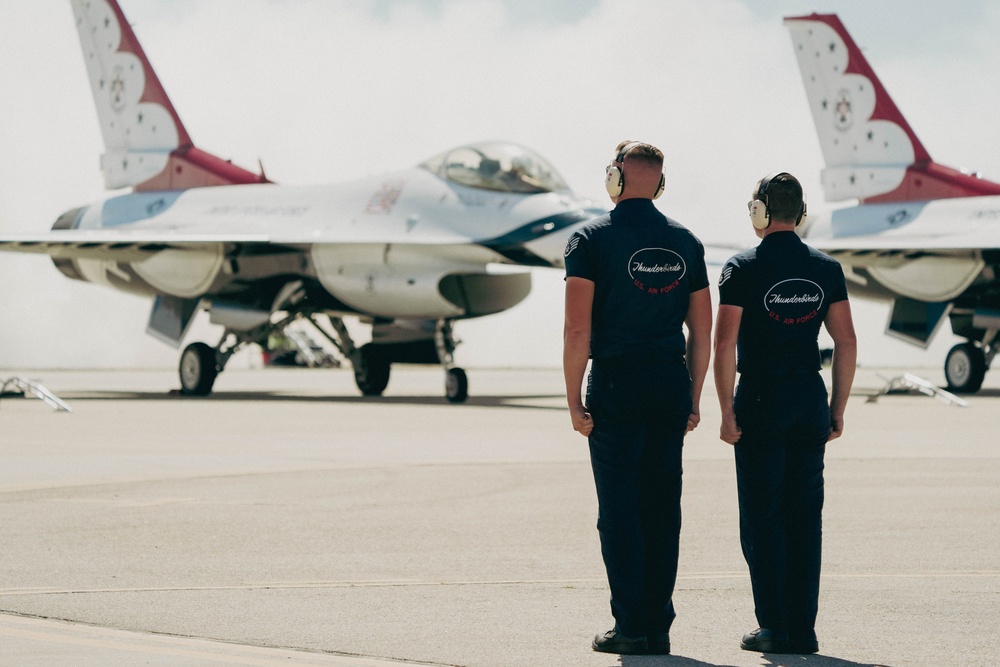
[797,200,807,227]
[653,173,665,200]
[605,165,624,198]
[750,199,770,230]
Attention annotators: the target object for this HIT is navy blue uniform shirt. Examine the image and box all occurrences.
[718,231,848,375]
[564,199,709,359]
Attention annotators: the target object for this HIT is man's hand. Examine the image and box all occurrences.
[570,405,593,437]
[720,411,742,445]
[686,408,701,433]
[827,413,845,442]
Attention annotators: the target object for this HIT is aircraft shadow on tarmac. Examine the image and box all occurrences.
[956,387,1000,398]
[613,653,892,667]
[53,390,568,410]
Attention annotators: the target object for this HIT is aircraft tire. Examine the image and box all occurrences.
[355,343,390,396]
[179,342,218,396]
[944,342,986,394]
[445,367,469,403]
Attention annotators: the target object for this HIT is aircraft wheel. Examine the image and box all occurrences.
[445,367,468,403]
[355,343,390,396]
[179,342,218,396]
[944,342,986,393]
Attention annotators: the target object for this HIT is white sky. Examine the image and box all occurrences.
[1,0,999,372]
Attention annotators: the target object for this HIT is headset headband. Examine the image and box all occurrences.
[614,142,644,164]
[756,171,786,204]
[754,171,805,226]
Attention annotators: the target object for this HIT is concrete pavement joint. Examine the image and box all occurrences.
[2,570,997,598]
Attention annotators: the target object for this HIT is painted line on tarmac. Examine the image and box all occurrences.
[0,613,443,667]
[1,570,997,598]
[0,579,608,596]
[681,570,1000,580]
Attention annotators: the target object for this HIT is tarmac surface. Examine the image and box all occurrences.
[0,365,997,667]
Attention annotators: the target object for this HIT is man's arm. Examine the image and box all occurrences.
[823,299,857,441]
[563,277,595,437]
[713,304,743,445]
[684,287,713,433]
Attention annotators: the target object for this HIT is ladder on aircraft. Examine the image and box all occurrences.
[284,327,341,368]
[0,376,72,412]
[868,373,969,407]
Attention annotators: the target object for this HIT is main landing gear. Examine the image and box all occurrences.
[177,308,308,397]
[176,313,470,403]
[944,339,996,393]
[179,342,218,396]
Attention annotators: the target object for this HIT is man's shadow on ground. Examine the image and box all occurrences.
[615,653,892,667]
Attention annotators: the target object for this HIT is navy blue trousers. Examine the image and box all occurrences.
[586,350,691,638]
[733,372,829,639]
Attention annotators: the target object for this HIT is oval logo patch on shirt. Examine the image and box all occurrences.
[764,278,825,325]
[628,248,687,295]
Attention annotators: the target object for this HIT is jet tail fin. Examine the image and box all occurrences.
[71,0,268,191]
[784,13,1000,204]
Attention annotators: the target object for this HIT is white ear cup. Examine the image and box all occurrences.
[653,173,665,200]
[605,165,624,197]
[750,198,770,229]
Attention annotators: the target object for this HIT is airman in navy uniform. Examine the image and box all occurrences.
[713,172,857,654]
[563,141,712,655]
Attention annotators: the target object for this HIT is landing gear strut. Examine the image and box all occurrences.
[436,320,468,403]
[328,317,469,402]
[174,310,469,402]
[177,309,305,396]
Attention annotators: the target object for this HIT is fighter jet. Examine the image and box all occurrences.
[0,0,601,402]
[785,13,1000,392]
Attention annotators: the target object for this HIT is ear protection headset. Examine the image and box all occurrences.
[605,142,666,200]
[748,171,807,229]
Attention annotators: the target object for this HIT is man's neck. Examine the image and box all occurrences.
[761,222,797,237]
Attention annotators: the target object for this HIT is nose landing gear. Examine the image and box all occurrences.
[445,367,469,403]
[436,320,468,403]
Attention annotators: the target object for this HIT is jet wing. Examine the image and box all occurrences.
[0,231,277,262]
[803,196,1000,263]
[810,232,1000,264]
[0,228,482,263]
[807,231,998,305]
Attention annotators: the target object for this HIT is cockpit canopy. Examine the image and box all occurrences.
[421,142,570,194]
